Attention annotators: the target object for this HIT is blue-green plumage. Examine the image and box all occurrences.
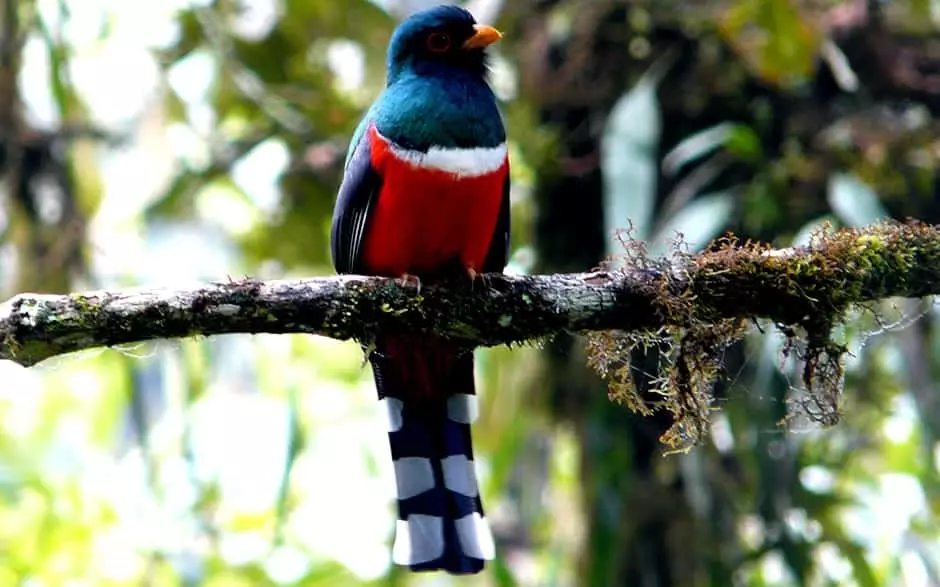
[373,73,505,151]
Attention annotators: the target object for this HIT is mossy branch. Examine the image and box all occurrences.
[0,221,937,367]
[0,221,937,445]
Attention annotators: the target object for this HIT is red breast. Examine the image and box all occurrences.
[362,125,509,277]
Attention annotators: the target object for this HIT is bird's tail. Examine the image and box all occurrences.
[369,334,494,575]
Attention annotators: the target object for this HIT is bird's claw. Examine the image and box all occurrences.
[398,273,422,294]
[360,341,378,368]
[466,267,490,291]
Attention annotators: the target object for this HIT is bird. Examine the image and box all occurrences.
[329,4,510,576]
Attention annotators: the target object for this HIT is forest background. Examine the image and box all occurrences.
[1,0,939,585]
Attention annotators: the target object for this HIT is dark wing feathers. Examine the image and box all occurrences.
[331,129,382,274]
[482,173,511,273]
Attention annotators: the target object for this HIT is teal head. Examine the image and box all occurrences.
[385,5,502,85]
[367,5,505,151]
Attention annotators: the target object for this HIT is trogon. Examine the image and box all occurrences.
[329,4,509,576]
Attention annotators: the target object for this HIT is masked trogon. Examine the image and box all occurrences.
[329,4,509,576]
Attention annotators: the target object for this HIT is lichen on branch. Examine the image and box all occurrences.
[587,220,940,450]
[0,221,937,448]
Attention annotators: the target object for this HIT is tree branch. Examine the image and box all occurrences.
[1,221,938,367]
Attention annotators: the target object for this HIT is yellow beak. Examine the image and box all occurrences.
[463,24,502,49]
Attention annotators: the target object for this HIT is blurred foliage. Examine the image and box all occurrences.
[0,0,939,586]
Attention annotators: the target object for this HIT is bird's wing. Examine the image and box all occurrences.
[482,172,511,273]
[331,119,383,274]
[343,113,372,171]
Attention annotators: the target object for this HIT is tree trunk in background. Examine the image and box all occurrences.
[515,2,818,582]
[0,0,87,295]
[513,1,703,581]
[532,112,697,586]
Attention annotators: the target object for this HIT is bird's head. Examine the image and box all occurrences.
[385,5,502,85]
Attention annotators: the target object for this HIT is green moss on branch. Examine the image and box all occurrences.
[587,220,940,450]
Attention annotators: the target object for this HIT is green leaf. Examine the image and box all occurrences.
[274,384,303,545]
[910,0,932,25]
[491,555,520,587]
[648,191,735,256]
[601,75,661,248]
[725,124,764,162]
[662,124,725,175]
[833,537,879,587]
[719,0,822,89]
[827,173,889,227]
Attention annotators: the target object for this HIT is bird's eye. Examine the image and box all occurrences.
[426,32,451,53]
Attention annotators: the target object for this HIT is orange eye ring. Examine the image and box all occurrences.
[426,32,451,53]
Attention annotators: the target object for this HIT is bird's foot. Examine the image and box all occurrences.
[466,267,490,291]
[359,341,378,368]
[398,273,422,294]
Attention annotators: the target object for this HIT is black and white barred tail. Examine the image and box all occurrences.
[369,336,494,575]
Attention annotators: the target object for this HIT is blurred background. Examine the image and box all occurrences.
[1,0,939,585]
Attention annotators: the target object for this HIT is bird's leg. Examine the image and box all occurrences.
[466,267,490,291]
[398,272,422,294]
[360,340,378,368]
